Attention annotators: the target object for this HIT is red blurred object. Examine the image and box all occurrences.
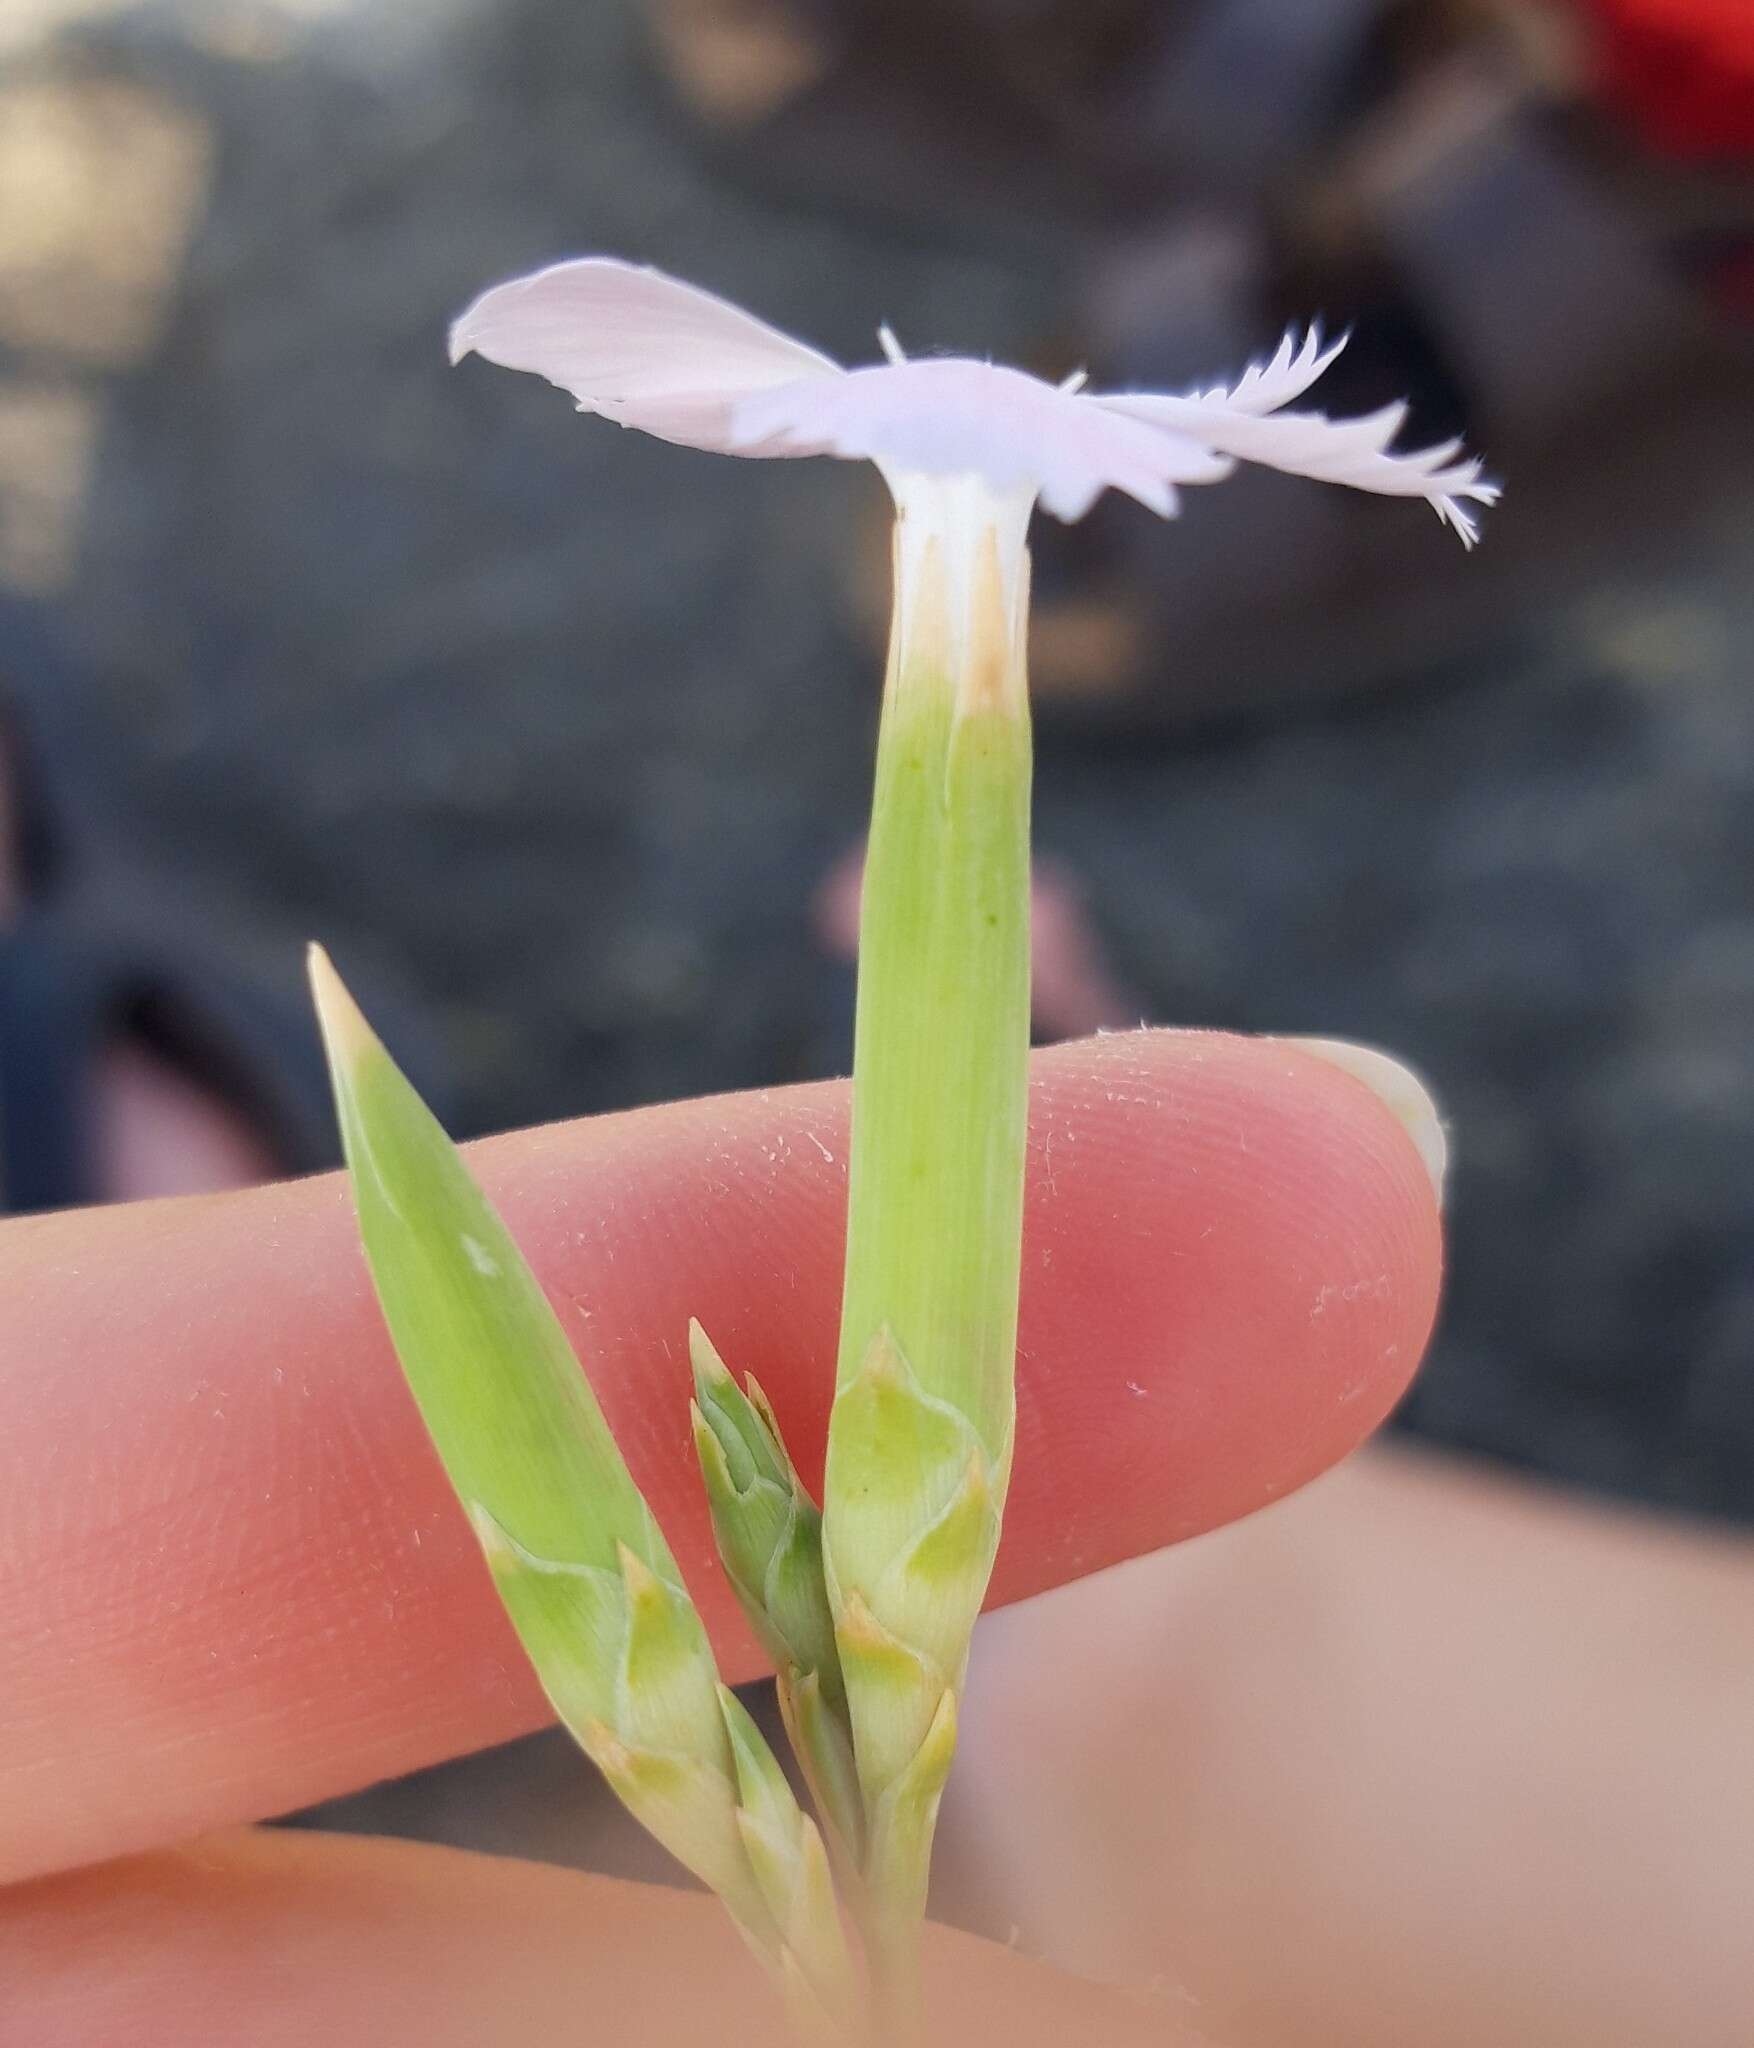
[1702,235,1754,321]
[1577,0,1754,158]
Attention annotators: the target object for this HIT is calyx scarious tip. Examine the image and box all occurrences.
[688,1318,735,1392]
[854,1322,909,1390]
[741,1371,783,1442]
[466,1500,516,1563]
[962,1446,991,1508]
[741,1372,809,1492]
[833,1585,890,1654]
[580,1719,631,1774]
[913,1686,959,1782]
[615,1541,661,1602]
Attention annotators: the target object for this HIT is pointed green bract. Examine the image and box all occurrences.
[825,1328,1004,1686]
[691,1322,781,1493]
[310,948,847,1999]
[719,1681,803,1834]
[468,1508,625,1731]
[308,946,662,1579]
[718,1687,857,2026]
[690,1322,843,1704]
[694,1400,792,1614]
[691,1321,865,1869]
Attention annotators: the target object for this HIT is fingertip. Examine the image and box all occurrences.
[1278,1035,1447,1206]
[998,1029,1442,1579]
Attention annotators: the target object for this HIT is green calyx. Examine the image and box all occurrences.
[821,507,1034,2013]
[829,641,1031,1471]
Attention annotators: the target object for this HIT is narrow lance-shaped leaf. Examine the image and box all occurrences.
[309,947,846,2007]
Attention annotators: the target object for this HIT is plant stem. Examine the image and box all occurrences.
[822,471,1034,2027]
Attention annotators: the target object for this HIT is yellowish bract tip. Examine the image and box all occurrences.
[306,942,379,1072]
[858,1323,907,1390]
[616,1541,666,1613]
[688,1317,734,1388]
[832,1586,888,1655]
[581,1720,631,1774]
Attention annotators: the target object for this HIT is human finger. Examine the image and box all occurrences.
[0,1827,1191,2048]
[0,1028,1440,1881]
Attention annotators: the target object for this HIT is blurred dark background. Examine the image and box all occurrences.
[2,0,1751,1905]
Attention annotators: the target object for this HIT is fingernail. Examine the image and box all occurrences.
[1283,1037,1447,1205]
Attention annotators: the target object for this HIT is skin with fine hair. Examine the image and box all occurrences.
[11,1038,1745,2045]
[0,1031,1437,1890]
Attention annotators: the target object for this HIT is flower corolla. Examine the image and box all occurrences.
[451,257,1498,544]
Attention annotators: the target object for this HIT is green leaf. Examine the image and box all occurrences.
[309,945,667,1581]
[310,948,777,1941]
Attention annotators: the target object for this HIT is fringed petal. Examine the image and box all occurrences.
[449,260,1495,541]
[729,359,1234,522]
[1095,386,1501,547]
[1186,324,1349,414]
[449,257,842,453]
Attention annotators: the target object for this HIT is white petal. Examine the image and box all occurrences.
[728,358,1235,522]
[1095,385,1500,548]
[449,257,842,453]
[1187,324,1349,414]
[449,266,1498,541]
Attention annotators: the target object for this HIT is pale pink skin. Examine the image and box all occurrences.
[5,1059,1747,2048]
